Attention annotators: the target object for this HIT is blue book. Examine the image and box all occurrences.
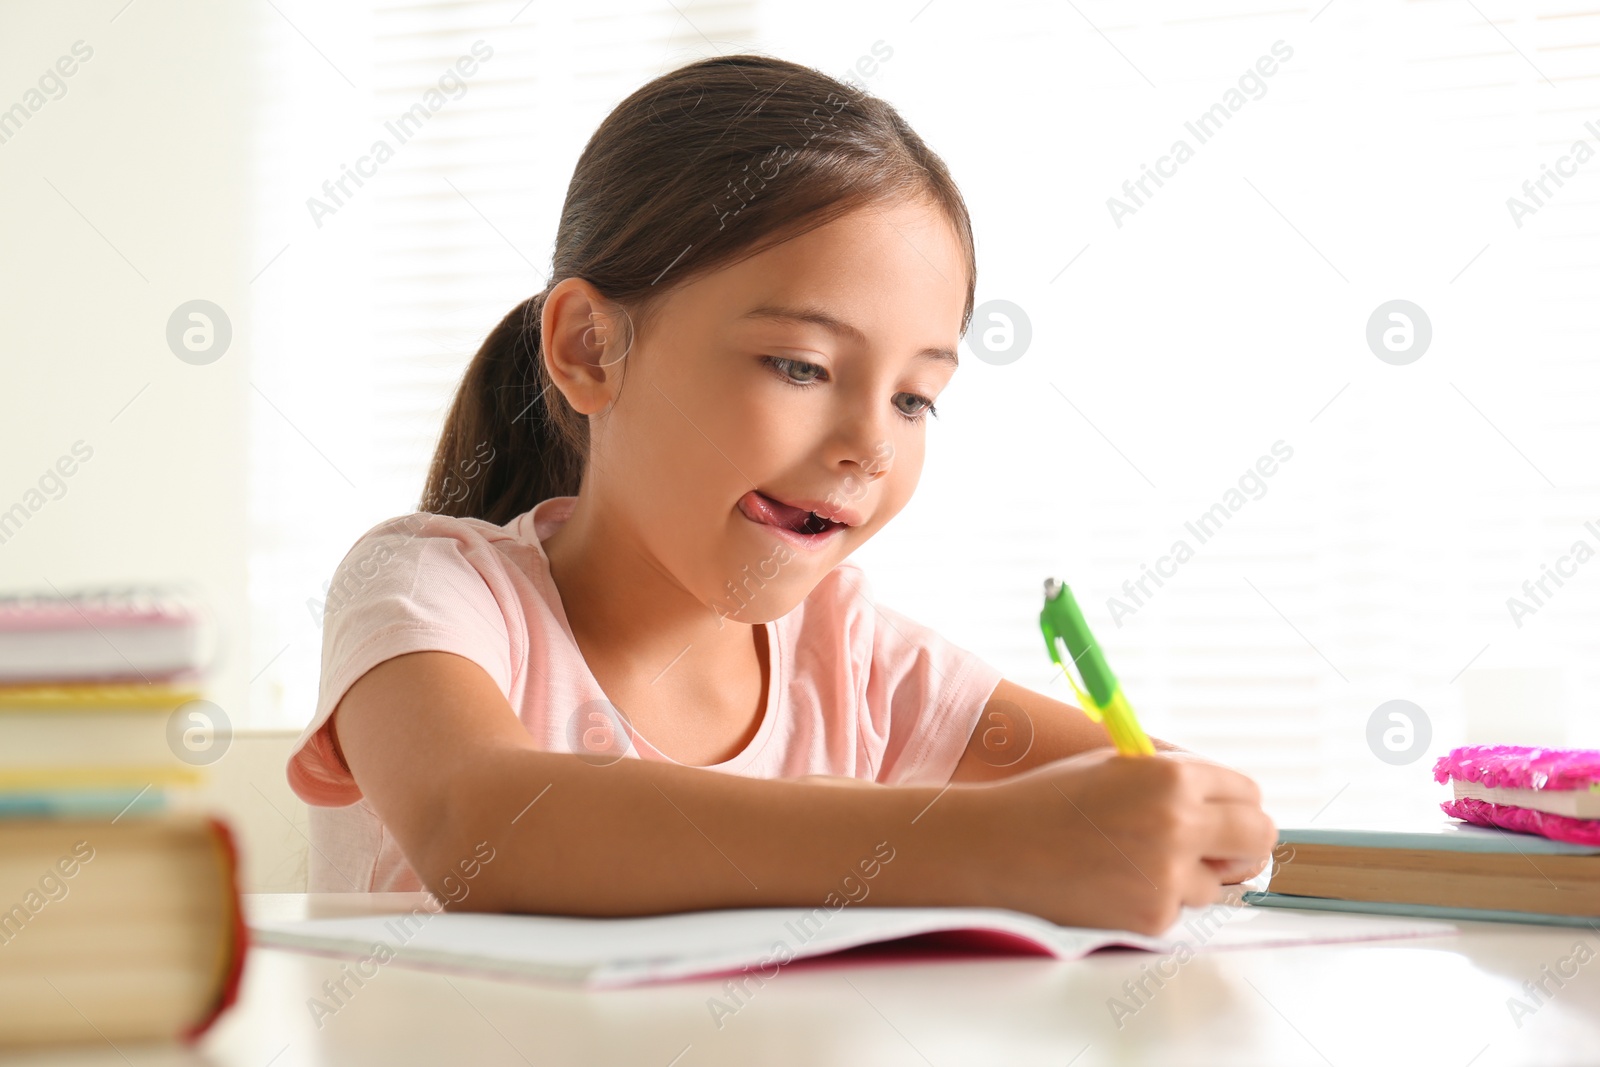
[1243,824,1600,929]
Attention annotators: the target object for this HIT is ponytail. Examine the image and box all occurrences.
[421,289,587,524]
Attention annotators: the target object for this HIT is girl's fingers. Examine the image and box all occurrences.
[1162,752,1265,806]
[1204,854,1269,884]
[1179,862,1226,909]
[1182,841,1268,907]
[1193,796,1277,866]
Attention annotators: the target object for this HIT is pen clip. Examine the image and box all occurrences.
[1048,633,1104,722]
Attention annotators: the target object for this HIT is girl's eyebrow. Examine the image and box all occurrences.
[740,303,959,367]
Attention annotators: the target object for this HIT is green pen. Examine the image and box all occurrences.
[1039,578,1155,756]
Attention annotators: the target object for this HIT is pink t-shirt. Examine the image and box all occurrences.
[285,495,1004,892]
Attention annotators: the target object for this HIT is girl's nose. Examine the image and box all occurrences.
[855,440,893,480]
[830,415,893,480]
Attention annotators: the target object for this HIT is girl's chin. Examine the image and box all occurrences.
[704,561,812,626]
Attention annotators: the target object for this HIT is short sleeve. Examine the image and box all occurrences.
[286,514,517,807]
[833,563,1006,786]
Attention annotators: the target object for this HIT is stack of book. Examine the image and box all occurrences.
[1247,747,1600,926]
[1245,824,1600,926]
[0,587,246,1048]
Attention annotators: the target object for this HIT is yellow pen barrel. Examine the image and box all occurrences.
[1098,689,1155,756]
[1055,658,1155,755]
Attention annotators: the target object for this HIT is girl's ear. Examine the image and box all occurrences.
[542,278,631,416]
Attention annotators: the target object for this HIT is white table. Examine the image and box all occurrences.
[6,892,1598,1066]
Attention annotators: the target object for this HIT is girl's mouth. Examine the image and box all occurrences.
[736,490,848,548]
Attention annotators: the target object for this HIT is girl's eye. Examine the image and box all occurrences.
[894,393,938,423]
[761,356,939,423]
[763,355,827,385]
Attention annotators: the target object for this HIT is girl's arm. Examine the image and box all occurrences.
[331,651,1274,934]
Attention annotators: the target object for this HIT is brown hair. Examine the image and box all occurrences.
[421,52,978,525]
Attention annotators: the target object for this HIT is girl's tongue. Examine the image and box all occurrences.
[738,490,824,533]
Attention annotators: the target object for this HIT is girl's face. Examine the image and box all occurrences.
[588,196,968,623]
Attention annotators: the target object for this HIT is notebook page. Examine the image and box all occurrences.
[251,902,1453,988]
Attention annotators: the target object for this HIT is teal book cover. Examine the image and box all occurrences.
[1270,823,1600,855]
[0,787,168,819]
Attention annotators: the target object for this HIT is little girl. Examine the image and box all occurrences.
[286,53,1273,935]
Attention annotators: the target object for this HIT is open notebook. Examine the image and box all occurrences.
[250,902,1454,988]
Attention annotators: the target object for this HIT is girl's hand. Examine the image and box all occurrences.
[1205,854,1271,885]
[953,748,1276,935]
[1159,749,1275,884]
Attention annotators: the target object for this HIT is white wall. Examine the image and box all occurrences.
[2,1,307,890]
[3,1,255,726]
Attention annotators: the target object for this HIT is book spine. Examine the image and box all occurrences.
[178,816,250,1044]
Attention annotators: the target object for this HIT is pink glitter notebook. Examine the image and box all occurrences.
[1435,745,1600,847]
